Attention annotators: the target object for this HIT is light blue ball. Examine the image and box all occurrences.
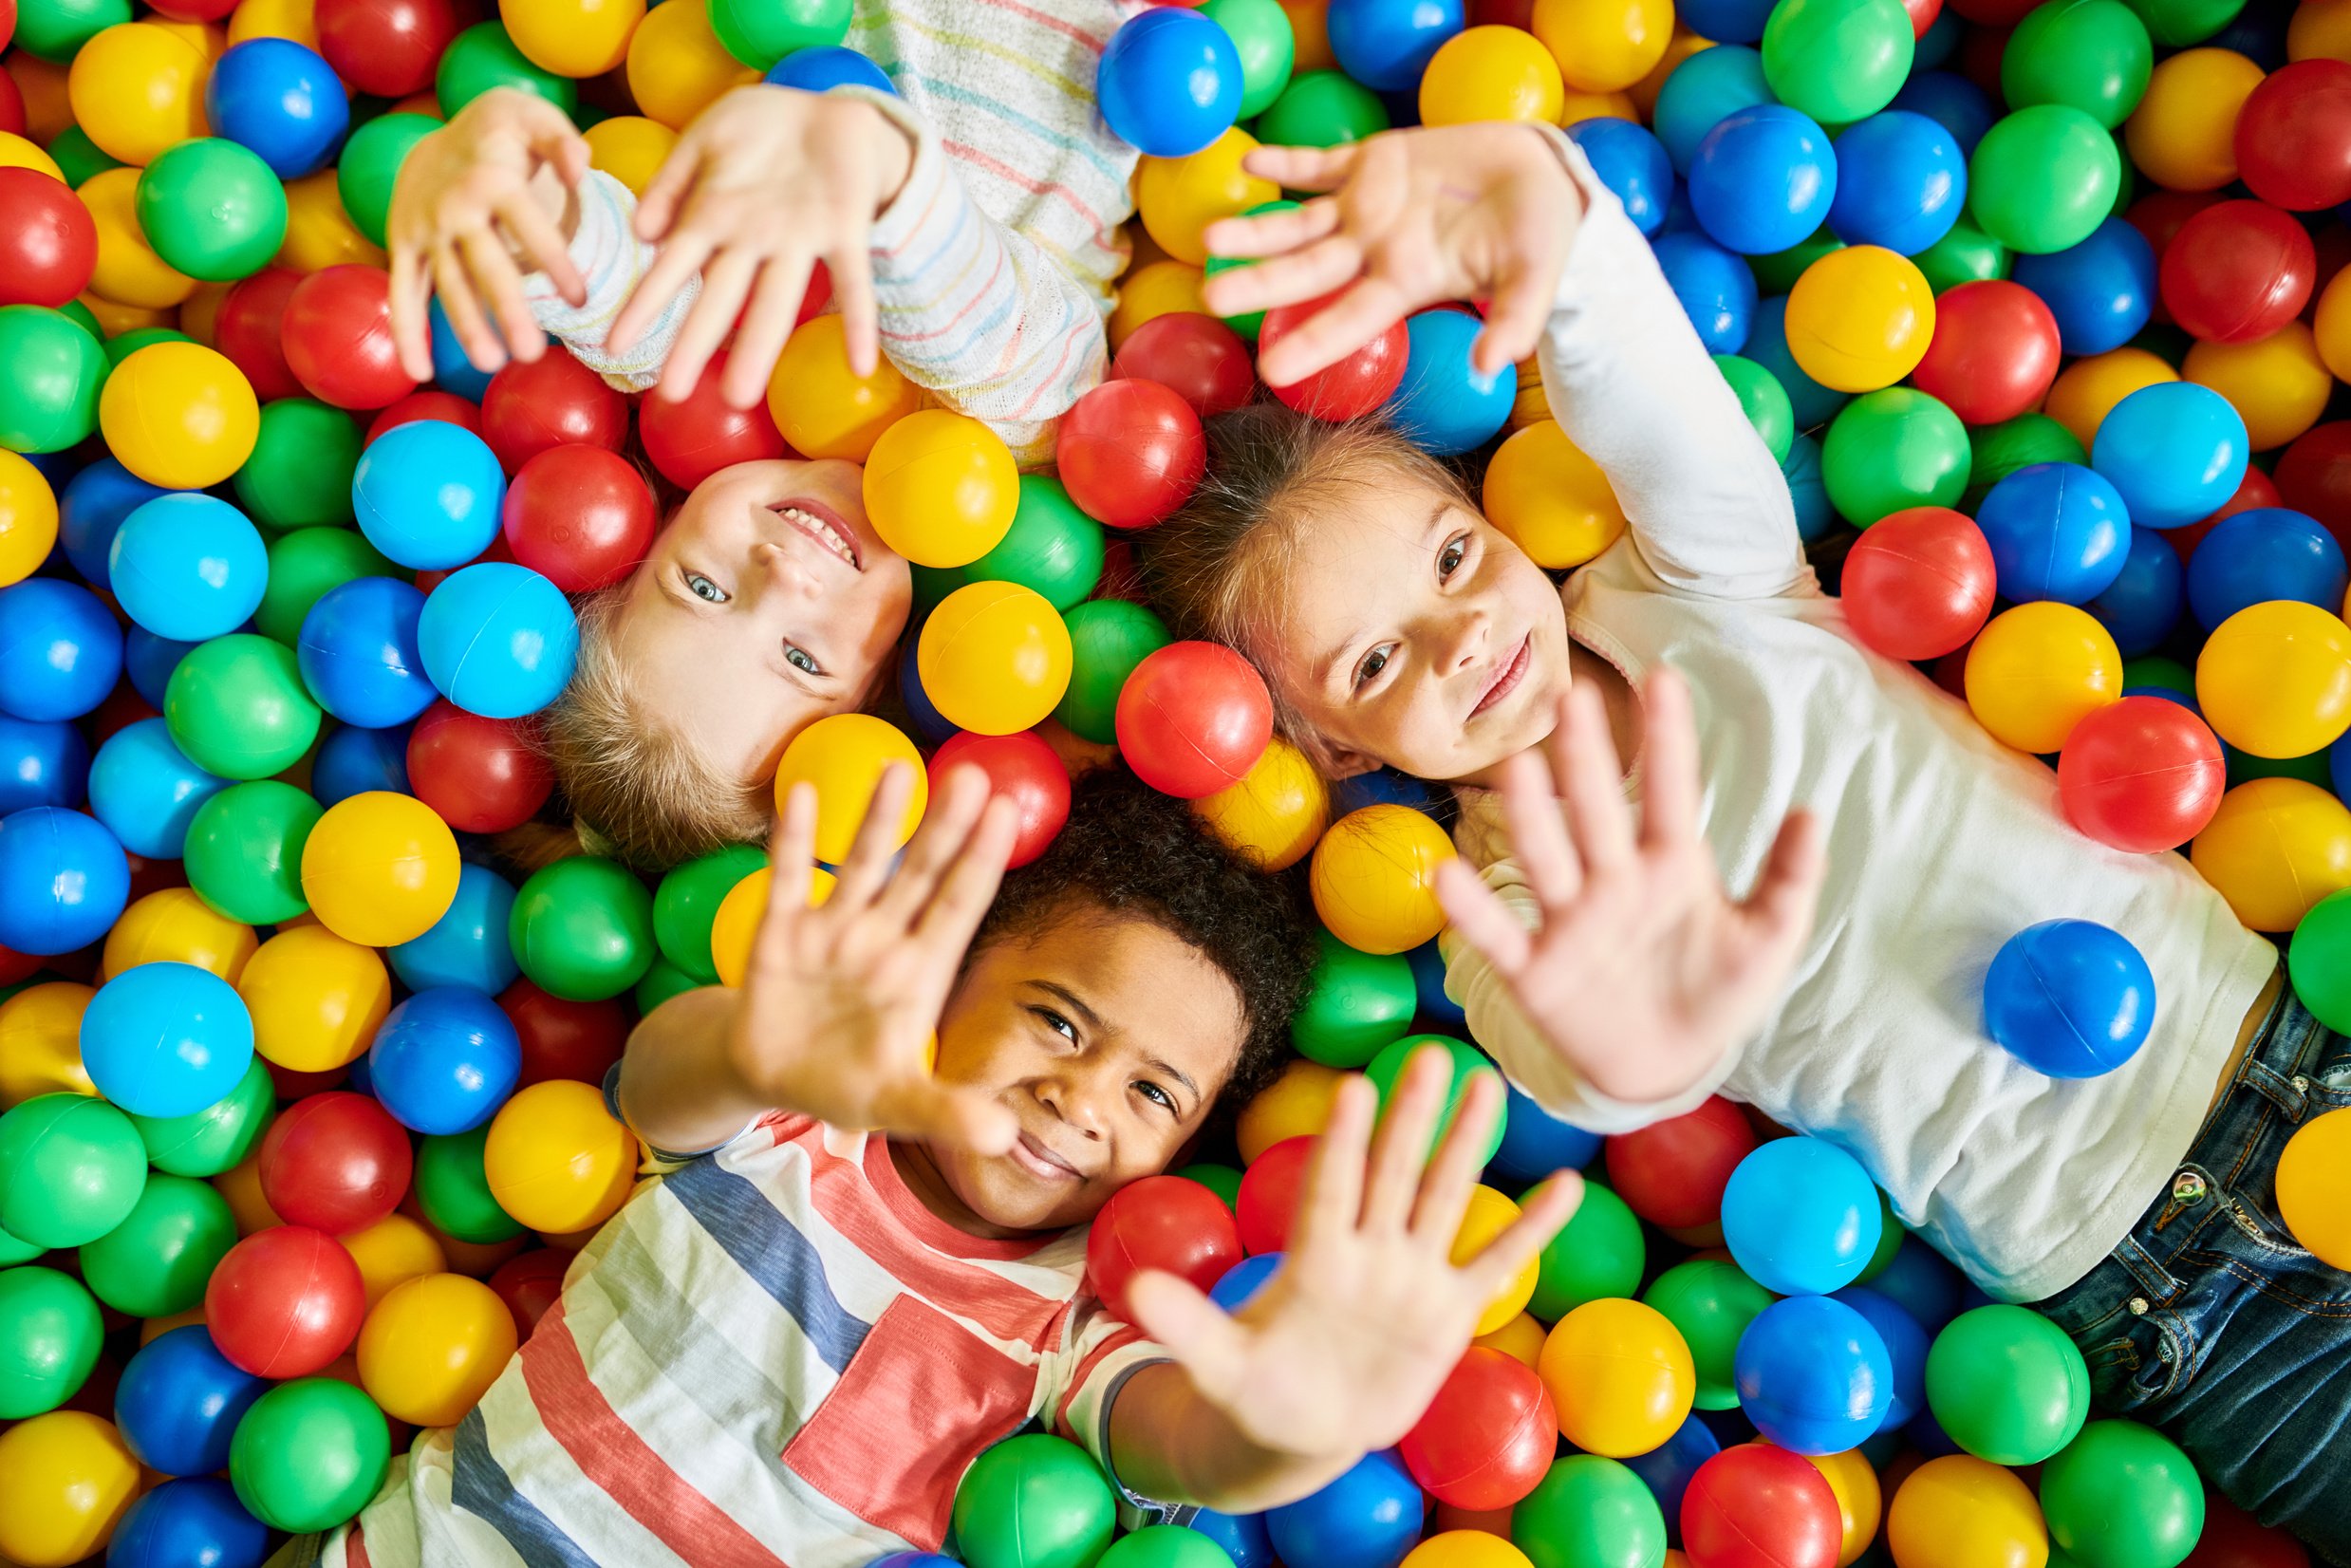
[57,457,170,591]
[1983,918,2155,1078]
[1720,1135,1883,1296]
[390,863,521,996]
[1325,0,1463,92]
[297,575,435,728]
[109,495,269,644]
[81,961,255,1120]
[1097,7,1243,158]
[353,417,506,569]
[765,44,895,95]
[1825,110,1966,256]
[87,718,231,861]
[1689,104,1838,256]
[1733,1294,1894,1455]
[1653,44,1774,175]
[0,806,129,955]
[1973,461,2132,605]
[1266,1449,1422,1568]
[1386,309,1514,457]
[418,562,579,719]
[2090,381,2249,530]
[1187,1511,1274,1568]
[368,983,522,1134]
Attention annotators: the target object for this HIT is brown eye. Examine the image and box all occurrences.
[1356,645,1393,687]
[1438,535,1468,580]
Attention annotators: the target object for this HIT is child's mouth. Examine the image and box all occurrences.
[1007,1132,1082,1184]
[1472,634,1532,717]
[770,498,861,570]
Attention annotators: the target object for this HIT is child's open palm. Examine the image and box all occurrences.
[1124,1053,1581,1461]
[1437,670,1826,1110]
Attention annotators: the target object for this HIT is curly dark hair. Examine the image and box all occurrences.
[971,767,1316,1121]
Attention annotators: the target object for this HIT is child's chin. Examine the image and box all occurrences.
[954,1150,1099,1233]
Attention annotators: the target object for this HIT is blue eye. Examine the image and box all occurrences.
[685,571,728,603]
[785,644,822,677]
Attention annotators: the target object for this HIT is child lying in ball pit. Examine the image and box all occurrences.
[385,0,1139,868]
[1137,121,2351,1542]
[272,760,1673,1567]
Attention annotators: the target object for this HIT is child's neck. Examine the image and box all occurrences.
[887,1138,1031,1241]
[1570,640,1643,768]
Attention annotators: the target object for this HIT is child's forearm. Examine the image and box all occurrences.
[614,986,774,1155]
[1107,1364,1358,1516]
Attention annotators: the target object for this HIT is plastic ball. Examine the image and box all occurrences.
[478,349,625,475]
[509,855,656,1002]
[1963,601,2121,754]
[498,444,655,594]
[401,701,550,835]
[1839,505,1995,660]
[351,417,506,570]
[2056,696,2225,852]
[1113,641,1272,800]
[1782,245,1934,395]
[1195,737,1330,874]
[1720,1135,1883,1296]
[1883,1455,2046,1568]
[1320,0,1460,90]
[1629,1259,1760,1413]
[2276,1105,2351,1267]
[917,581,1073,737]
[503,0,642,76]
[2196,600,2351,759]
[1563,119,1671,238]
[77,959,251,1119]
[1973,462,2130,606]
[1760,0,1912,121]
[0,1092,144,1251]
[1969,105,2120,254]
[85,161,201,308]
[1258,289,1410,420]
[1509,1454,1669,1568]
[204,1223,365,1376]
[0,1410,141,1568]
[1923,1303,2090,1465]
[1265,1447,1425,1568]
[1907,281,2059,426]
[1826,387,1971,525]
[1689,105,1837,257]
[2159,198,2314,347]
[624,0,757,127]
[115,1324,266,1476]
[1539,1297,1696,1459]
[952,1433,1117,1568]
[772,713,927,864]
[293,576,430,728]
[1817,110,1962,257]
[1086,1172,1242,1321]
[2040,1421,2204,1568]
[0,305,107,454]
[703,0,845,71]
[97,343,261,491]
[0,167,96,309]
[1652,44,1772,174]
[2126,46,2265,193]
[1388,308,1516,457]
[1097,6,1241,159]
[0,713,87,816]
[182,778,319,925]
[765,315,921,460]
[1235,1134,1312,1257]
[2235,58,2351,209]
[1483,418,1628,569]
[1981,918,2155,1077]
[66,20,210,164]
[0,806,129,955]
[860,408,1019,569]
[85,716,229,862]
[1401,1347,1556,1511]
[928,731,1070,869]
[1732,1295,1892,1456]
[0,1263,100,1418]
[256,1089,410,1232]
[136,138,288,282]
[391,864,522,997]
[1420,23,1562,123]
[2188,509,2346,631]
[1309,803,1453,956]
[2185,321,2331,455]
[282,264,417,410]
[226,1374,389,1533]
[1056,599,1171,744]
[964,476,1105,612]
[480,1078,633,1233]
[652,845,763,984]
[417,562,579,719]
[205,36,345,177]
[1110,312,1255,421]
[126,1050,274,1178]
[355,1271,517,1427]
[1680,1444,1843,1568]
[107,1477,270,1568]
[2192,776,2351,930]
[1051,388,1200,545]
[634,349,787,487]
[297,789,458,947]
[2011,218,2156,357]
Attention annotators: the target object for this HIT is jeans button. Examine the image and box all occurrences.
[2293,1074,2311,1093]
[2172,1170,2207,1204]
[2129,1297,2149,1316]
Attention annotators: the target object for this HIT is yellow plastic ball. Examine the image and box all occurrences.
[1532,0,1673,92]
[2197,601,2351,758]
[1404,1533,1537,1568]
[1309,803,1456,955]
[228,0,320,50]
[2277,1107,2351,1269]
[1539,1297,1696,1459]
[237,924,393,1071]
[768,311,924,462]
[1484,419,1629,569]
[2291,0,2351,60]
[709,864,836,988]
[1559,87,1641,122]
[0,981,97,1106]
[101,887,258,984]
[2042,346,2178,452]
[483,1078,638,1235]
[300,790,462,947]
[0,449,60,589]
[2317,267,2351,384]
[67,22,212,166]
[504,0,644,78]
[917,580,1073,736]
[863,408,1019,569]
[357,1272,520,1427]
[1474,1311,1548,1371]
[8,55,75,144]
[81,166,196,309]
[82,292,176,337]
[1964,603,2121,755]
[1629,28,1711,119]
[1237,1058,1349,1164]
[2124,47,2264,193]
[1109,260,1208,349]
[0,130,65,180]
[2184,322,2331,453]
[1784,246,1936,393]
[583,115,677,199]
[625,0,756,130]
[1137,127,1278,267]
[2191,778,2351,932]
[279,170,385,272]
[214,1146,281,1233]
[140,1306,209,1344]
[1194,737,1332,872]
[0,1411,141,1568]
[1452,1184,1538,1336]
[772,713,928,865]
[1806,1447,1884,1568]
[341,1212,450,1310]
[1280,0,1334,70]
[98,341,258,488]
[1419,26,1566,126]
[1886,1455,2048,1568]
[178,279,233,346]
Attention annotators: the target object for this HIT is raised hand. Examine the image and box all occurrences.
[1197,123,1582,387]
[1436,668,1825,1110]
[384,87,590,382]
[1123,1050,1582,1463]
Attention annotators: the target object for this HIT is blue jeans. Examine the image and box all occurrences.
[2036,980,2351,1558]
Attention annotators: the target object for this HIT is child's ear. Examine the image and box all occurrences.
[1320,746,1385,780]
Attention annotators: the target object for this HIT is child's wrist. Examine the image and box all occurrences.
[860,101,917,212]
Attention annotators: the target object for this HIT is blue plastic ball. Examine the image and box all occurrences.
[297,575,435,728]
[1733,1295,1894,1455]
[1652,232,1757,354]
[2085,526,2185,656]
[897,632,958,747]
[1405,937,1466,1032]
[1674,0,1776,43]
[1266,1448,1423,1568]
[1866,1234,1966,1334]
[2186,507,2348,631]
[1825,110,1966,255]
[390,863,521,996]
[0,716,89,815]
[0,579,124,722]
[87,718,230,861]
[109,495,269,643]
[1830,1284,1929,1430]
[1096,7,1244,158]
[352,418,507,569]
[1720,1135,1884,1296]
[1187,1512,1275,1568]
[1746,295,1852,431]
[81,961,254,1120]
[418,562,580,719]
[107,1476,271,1568]
[123,626,196,710]
[310,720,412,807]
[369,984,523,1134]
[429,298,494,402]
[1889,70,1997,157]
[1983,918,2155,1077]
[115,1327,268,1477]
[1973,461,2132,605]
[1487,1080,1602,1185]
[2091,383,2249,532]
[1689,105,1836,255]
[2009,217,2157,357]
[1331,770,1439,816]
[765,43,895,94]
[0,806,130,955]
[205,38,350,179]
[1620,1413,1720,1523]
[1566,118,1675,237]
[1653,45,1773,174]
[1325,0,1463,91]
[1782,433,1836,542]
[1386,309,1515,457]
[1209,1251,1282,1312]
[57,457,169,590]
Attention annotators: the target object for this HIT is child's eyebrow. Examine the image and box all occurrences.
[1146,1055,1202,1104]
[1315,499,1456,691]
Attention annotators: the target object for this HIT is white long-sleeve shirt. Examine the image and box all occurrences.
[1445,133,2278,1303]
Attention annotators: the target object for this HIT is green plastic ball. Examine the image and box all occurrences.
[0,1226,40,1265]
[236,400,364,534]
[255,528,398,644]
[634,956,700,1016]
[47,126,122,189]
[77,1171,236,1317]
[0,304,108,454]
[1175,1162,1243,1210]
[951,1433,1116,1568]
[1055,599,1171,744]
[1101,1527,1236,1568]
[128,1053,277,1177]
[165,634,326,781]
[185,780,324,924]
[1761,0,1913,123]
[0,1094,148,1248]
[437,22,579,119]
[1290,929,1417,1069]
[337,113,441,251]
[1529,1182,1646,1323]
[1966,413,2085,508]
[1511,1454,1669,1568]
[511,855,658,1002]
[1749,226,1845,296]
[654,843,767,984]
[104,327,193,366]
[2039,1419,2205,1568]
[229,1376,393,1534]
[2290,889,2351,1033]
[0,1266,103,1419]
[2002,0,2152,129]
[1714,354,1795,463]
[965,475,1106,610]
[1202,0,1295,120]
[1968,105,2121,256]
[1823,387,1968,525]
[1857,1190,1904,1281]
[1256,69,1390,148]
[2118,0,2244,46]
[1925,1304,2091,1465]
[416,1126,527,1243]
[12,0,131,60]
[136,139,289,282]
[708,0,849,67]
[912,561,963,615]
[1364,1034,1507,1166]
[57,298,103,339]
[1643,1256,1775,1409]
[2122,654,2194,696]
[1206,197,1301,340]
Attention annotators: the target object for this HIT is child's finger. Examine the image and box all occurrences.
[657,248,758,402]
[1463,1171,1584,1302]
[1240,141,1360,193]
[1493,743,1584,915]
[1554,680,1634,875]
[497,188,584,308]
[431,238,504,372]
[386,241,435,383]
[907,793,1020,963]
[1359,1048,1450,1232]
[1124,1270,1252,1398]
[1293,1073,1375,1247]
[609,223,714,356]
[1199,233,1364,321]
[1431,861,1534,979]
[722,252,814,408]
[827,761,922,913]
[868,763,990,933]
[749,782,819,974]
[829,243,881,381]
[1200,196,1342,263]
[880,1078,1018,1157]
[1256,275,1414,389]
[1409,1068,1502,1244]
[457,230,546,364]
[1469,252,1551,381]
[1635,667,1698,855]
[631,135,703,242]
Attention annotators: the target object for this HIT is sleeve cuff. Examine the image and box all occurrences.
[848,85,954,262]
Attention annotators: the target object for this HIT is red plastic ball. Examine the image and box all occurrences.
[2277,421,2351,546]
[1907,282,2060,426]
[1839,506,1998,661]
[480,349,628,474]
[1235,1134,1313,1256]
[366,389,483,444]
[0,169,95,308]
[500,979,629,1088]
[406,700,553,833]
[282,265,420,410]
[1056,377,1206,530]
[257,1090,415,1234]
[204,1224,368,1378]
[1947,0,2033,26]
[215,268,307,403]
[1603,1095,1758,1232]
[2125,190,2223,269]
[268,1060,347,1099]
[2161,465,2281,562]
[1084,1173,1244,1321]
[2186,1495,2312,1568]
[2235,60,2351,212]
[488,1248,570,1339]
[928,730,1071,868]
[0,943,42,989]
[0,61,22,137]
[1399,1347,1558,1512]
[2057,696,2227,854]
[2158,200,2316,345]
[148,0,236,21]
[1899,0,1940,37]
[315,0,478,97]
[1681,1445,1843,1568]
[502,444,657,592]
[1111,311,1256,419]
[1113,641,1274,799]
[637,348,790,489]
[1259,291,1409,420]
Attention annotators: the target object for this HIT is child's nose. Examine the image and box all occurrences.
[754,542,826,599]
[1441,607,1492,673]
